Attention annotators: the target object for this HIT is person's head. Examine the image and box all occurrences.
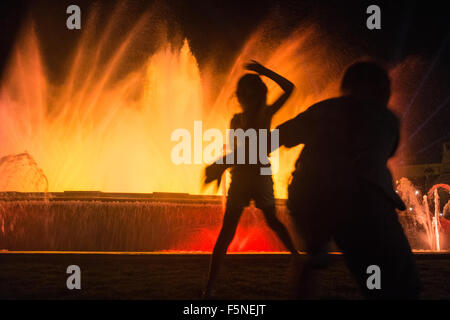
[236,73,267,113]
[340,61,391,106]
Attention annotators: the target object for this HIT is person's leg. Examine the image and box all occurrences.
[260,205,298,254]
[204,203,245,297]
[255,175,298,255]
[289,208,332,299]
[292,252,328,299]
[335,181,421,299]
[336,223,420,299]
[287,181,339,299]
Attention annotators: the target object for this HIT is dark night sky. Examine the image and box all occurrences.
[0,0,449,164]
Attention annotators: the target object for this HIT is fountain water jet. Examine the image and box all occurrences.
[0,5,444,252]
[396,178,450,251]
[0,152,48,193]
[0,5,359,198]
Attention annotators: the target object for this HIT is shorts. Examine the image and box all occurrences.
[226,172,275,209]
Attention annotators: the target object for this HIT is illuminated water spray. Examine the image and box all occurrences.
[397,178,450,251]
[434,188,441,251]
[1,5,448,252]
[0,4,356,198]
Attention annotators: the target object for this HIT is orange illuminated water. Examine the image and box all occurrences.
[0,6,362,198]
[0,5,430,200]
[2,5,449,253]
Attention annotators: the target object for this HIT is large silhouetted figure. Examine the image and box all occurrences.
[202,60,298,298]
[278,61,421,299]
[205,61,421,299]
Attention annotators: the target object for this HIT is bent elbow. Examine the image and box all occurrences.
[286,82,295,95]
[282,87,293,99]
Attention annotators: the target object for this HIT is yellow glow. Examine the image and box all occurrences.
[0,14,351,199]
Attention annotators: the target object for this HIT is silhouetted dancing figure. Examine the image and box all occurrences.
[206,62,421,299]
[202,61,298,298]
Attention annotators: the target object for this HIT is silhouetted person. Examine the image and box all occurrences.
[202,60,298,298]
[279,61,422,299]
[206,61,421,299]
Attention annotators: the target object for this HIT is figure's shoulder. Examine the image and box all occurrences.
[386,108,400,122]
[230,112,243,129]
[303,96,351,118]
[385,108,400,129]
[307,96,350,110]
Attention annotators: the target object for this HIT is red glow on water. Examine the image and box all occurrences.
[183,227,285,253]
[182,208,289,252]
[229,226,285,252]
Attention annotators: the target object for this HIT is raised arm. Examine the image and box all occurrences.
[245,60,295,116]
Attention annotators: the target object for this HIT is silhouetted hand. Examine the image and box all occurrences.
[203,162,226,189]
[244,60,268,75]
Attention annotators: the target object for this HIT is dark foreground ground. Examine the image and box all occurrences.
[0,252,449,299]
